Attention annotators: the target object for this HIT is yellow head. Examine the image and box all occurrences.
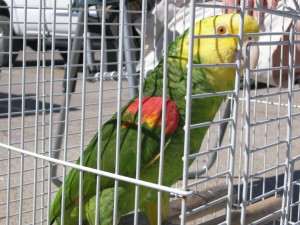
[193,13,259,66]
[169,13,260,75]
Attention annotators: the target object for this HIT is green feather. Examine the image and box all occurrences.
[50,13,259,225]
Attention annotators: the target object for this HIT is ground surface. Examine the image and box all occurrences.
[0,51,300,224]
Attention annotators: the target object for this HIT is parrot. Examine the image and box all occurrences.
[50,13,259,225]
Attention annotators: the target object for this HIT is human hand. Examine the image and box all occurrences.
[224,0,278,23]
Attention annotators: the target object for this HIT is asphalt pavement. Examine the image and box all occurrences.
[1,53,300,224]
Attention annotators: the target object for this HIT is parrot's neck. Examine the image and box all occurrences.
[143,59,235,128]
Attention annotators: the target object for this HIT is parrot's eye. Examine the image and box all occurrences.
[215,25,228,35]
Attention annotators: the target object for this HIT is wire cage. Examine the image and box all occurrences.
[1,0,300,224]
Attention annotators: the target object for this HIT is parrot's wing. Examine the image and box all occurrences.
[50,96,180,223]
[99,96,181,178]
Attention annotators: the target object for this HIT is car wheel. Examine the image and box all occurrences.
[0,15,20,66]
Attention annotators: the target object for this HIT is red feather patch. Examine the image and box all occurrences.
[124,97,179,134]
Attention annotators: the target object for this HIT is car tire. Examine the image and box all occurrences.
[0,15,20,66]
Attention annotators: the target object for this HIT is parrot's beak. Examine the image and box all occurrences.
[240,38,259,72]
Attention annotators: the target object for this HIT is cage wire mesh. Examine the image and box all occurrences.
[0,0,300,224]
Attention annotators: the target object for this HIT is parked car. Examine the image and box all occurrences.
[0,0,120,68]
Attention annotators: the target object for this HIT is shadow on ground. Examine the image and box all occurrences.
[0,92,77,118]
[234,171,300,224]
[120,171,300,224]
[13,59,66,67]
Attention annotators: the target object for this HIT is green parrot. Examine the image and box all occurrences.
[50,13,259,225]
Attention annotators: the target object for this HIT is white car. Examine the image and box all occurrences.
[0,0,112,66]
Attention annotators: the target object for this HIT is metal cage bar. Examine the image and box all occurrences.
[1,0,300,225]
